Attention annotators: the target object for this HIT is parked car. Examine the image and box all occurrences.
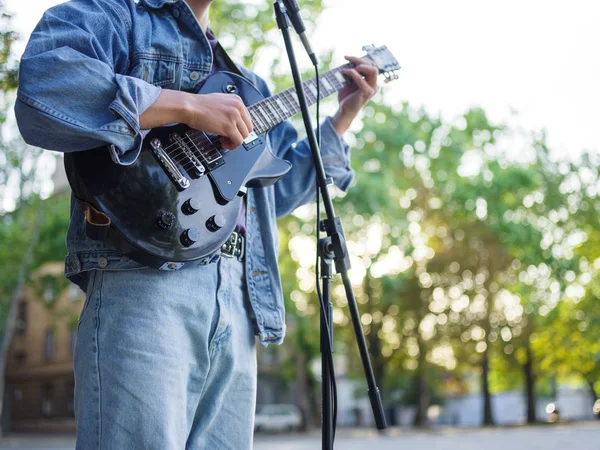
[545,402,560,422]
[593,399,600,419]
[254,404,302,432]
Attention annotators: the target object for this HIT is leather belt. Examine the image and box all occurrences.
[221,231,245,259]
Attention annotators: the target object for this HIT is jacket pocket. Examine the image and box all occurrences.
[130,54,182,89]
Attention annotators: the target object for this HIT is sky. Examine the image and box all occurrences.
[4,0,600,160]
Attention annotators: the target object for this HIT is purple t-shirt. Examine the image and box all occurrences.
[206,29,247,236]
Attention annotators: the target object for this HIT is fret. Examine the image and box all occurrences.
[275,96,290,116]
[265,98,283,123]
[251,108,268,134]
[268,97,287,122]
[318,78,332,99]
[263,99,278,126]
[287,90,300,110]
[306,80,319,101]
[255,105,273,130]
[323,71,339,91]
[249,109,266,134]
[282,89,299,114]
[278,90,294,115]
[327,70,344,91]
[333,70,347,87]
[302,82,317,104]
[245,63,355,135]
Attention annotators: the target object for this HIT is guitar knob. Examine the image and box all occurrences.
[182,198,201,215]
[206,214,226,232]
[180,228,201,247]
[156,211,176,230]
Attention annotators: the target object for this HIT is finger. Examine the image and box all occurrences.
[343,69,375,97]
[233,96,254,133]
[345,55,370,65]
[354,63,379,86]
[236,116,250,140]
[345,55,377,72]
[241,107,254,134]
[222,126,244,149]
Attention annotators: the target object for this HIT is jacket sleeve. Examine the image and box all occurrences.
[14,0,161,165]
[247,73,355,218]
[269,117,354,218]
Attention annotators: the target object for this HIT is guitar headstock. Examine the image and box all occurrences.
[363,45,401,83]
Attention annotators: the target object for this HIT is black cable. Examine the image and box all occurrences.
[314,64,338,441]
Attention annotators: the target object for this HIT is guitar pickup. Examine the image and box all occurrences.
[243,131,263,151]
[171,133,206,178]
[186,131,225,171]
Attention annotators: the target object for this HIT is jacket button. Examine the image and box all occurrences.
[190,71,200,81]
[98,257,108,269]
[173,9,180,18]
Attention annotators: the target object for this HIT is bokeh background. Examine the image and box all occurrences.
[0,0,599,448]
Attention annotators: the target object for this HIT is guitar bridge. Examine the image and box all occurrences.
[150,138,190,190]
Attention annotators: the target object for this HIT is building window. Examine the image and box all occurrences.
[43,287,56,304]
[44,329,56,360]
[16,301,27,335]
[14,351,27,364]
[41,383,54,417]
[68,284,83,302]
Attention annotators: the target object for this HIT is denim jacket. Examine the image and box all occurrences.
[15,0,354,345]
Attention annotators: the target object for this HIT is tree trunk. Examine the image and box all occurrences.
[307,370,320,428]
[367,324,385,395]
[523,341,536,424]
[481,348,495,426]
[295,350,311,431]
[413,334,429,428]
[585,377,597,406]
[0,206,43,437]
[364,276,385,392]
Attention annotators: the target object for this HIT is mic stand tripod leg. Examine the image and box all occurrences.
[319,238,334,450]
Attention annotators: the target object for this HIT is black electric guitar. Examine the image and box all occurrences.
[65,45,400,270]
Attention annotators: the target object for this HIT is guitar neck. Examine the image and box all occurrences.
[248,62,357,134]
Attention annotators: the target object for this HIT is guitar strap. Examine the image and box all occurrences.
[213,40,253,83]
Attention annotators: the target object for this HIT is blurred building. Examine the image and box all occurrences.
[3,262,84,433]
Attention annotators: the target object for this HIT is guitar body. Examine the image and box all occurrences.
[65,72,292,269]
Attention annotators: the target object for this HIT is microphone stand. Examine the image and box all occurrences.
[273,3,387,449]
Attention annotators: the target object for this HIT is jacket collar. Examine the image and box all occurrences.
[140,0,180,9]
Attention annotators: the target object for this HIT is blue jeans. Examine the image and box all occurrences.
[74,256,257,449]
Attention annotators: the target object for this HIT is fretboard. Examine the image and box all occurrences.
[248,62,355,134]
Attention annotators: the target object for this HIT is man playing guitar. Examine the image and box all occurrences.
[16,0,379,447]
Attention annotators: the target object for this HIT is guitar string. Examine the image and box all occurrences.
[160,65,348,161]
[163,69,348,171]
[169,84,340,173]
[155,65,351,174]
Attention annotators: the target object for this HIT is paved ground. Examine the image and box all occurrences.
[0,422,599,449]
